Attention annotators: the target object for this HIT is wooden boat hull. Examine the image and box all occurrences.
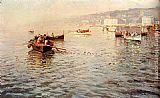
[48,35,64,40]
[77,29,90,33]
[32,45,53,53]
[115,32,123,37]
[141,32,147,36]
[115,35,123,37]
[156,29,160,32]
[124,35,141,41]
[54,35,64,39]
[74,32,91,35]
[115,34,123,37]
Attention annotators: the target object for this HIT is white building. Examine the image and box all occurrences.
[104,18,118,26]
[103,18,118,31]
[142,16,153,26]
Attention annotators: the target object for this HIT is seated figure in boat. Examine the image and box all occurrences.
[125,31,131,37]
[77,29,81,33]
[36,35,45,45]
[131,32,135,37]
[34,35,39,40]
[44,34,47,40]
[133,32,139,36]
[125,31,128,36]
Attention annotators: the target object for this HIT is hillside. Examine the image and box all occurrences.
[65,7,160,25]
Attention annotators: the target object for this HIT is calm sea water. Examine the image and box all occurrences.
[0,28,159,98]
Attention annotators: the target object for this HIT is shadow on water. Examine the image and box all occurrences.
[0,50,56,98]
[27,50,55,67]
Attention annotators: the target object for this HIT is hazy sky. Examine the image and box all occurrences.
[1,0,159,16]
[0,0,159,31]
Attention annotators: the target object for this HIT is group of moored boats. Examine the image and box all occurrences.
[115,31,148,41]
[28,33,64,53]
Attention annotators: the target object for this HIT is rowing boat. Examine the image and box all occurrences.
[77,29,90,33]
[141,32,147,36]
[74,32,91,35]
[124,34,141,41]
[115,31,123,37]
[48,35,64,40]
[28,40,54,53]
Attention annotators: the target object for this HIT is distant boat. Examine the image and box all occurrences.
[74,32,91,35]
[48,34,64,40]
[156,29,160,32]
[124,34,141,41]
[74,29,91,35]
[77,29,90,33]
[54,34,64,39]
[141,32,148,36]
[115,31,123,37]
[28,30,34,33]
[115,27,124,37]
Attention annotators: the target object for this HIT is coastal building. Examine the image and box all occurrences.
[142,16,153,26]
[103,18,118,31]
[104,18,118,26]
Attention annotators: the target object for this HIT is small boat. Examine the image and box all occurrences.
[28,30,34,33]
[114,26,125,37]
[115,31,123,37]
[141,32,147,36]
[156,29,160,32]
[124,34,141,41]
[54,34,64,39]
[77,29,90,33]
[48,35,64,40]
[28,40,54,53]
[74,32,91,35]
[74,29,91,35]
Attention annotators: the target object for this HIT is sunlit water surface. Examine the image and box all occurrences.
[0,28,159,98]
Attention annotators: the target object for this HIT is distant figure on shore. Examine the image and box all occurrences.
[29,30,34,33]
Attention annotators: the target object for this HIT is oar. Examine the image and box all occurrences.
[52,46,66,52]
[56,48,66,53]
[56,47,66,50]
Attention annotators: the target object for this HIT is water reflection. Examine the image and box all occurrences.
[27,50,54,67]
[0,29,159,98]
[54,39,65,48]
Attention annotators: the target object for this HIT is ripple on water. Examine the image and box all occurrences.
[0,31,159,98]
